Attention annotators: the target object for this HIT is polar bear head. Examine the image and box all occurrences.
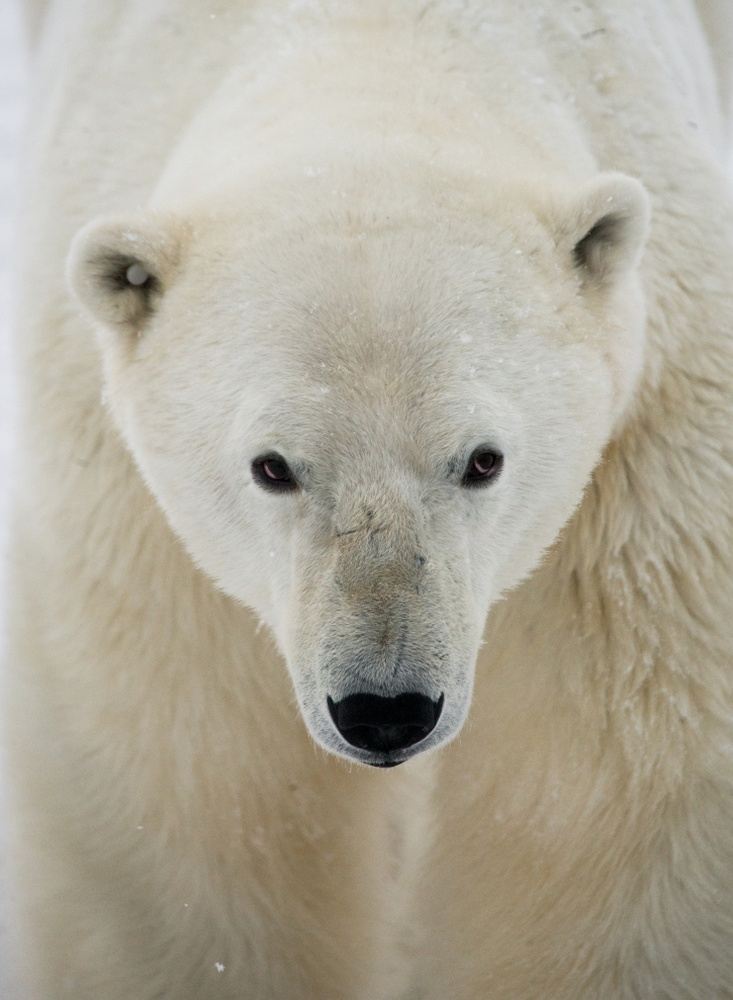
[68,169,648,767]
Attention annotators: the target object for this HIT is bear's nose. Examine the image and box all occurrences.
[327,692,444,754]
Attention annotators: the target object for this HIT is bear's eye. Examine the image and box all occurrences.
[251,453,299,493]
[461,447,504,488]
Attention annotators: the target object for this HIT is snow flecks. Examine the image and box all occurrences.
[126,263,149,287]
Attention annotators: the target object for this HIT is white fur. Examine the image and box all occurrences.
[4,2,733,997]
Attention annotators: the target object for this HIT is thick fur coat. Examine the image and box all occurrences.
[4,2,733,997]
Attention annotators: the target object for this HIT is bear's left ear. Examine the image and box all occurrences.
[551,173,650,288]
[67,212,187,336]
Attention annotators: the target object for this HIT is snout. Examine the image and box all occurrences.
[327,691,444,765]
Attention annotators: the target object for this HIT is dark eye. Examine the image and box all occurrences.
[251,453,299,493]
[461,447,504,487]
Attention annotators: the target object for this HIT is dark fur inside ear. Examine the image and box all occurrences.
[555,173,650,288]
[94,250,164,324]
[97,252,160,294]
[68,214,183,335]
[573,212,626,273]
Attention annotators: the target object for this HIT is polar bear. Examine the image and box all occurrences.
[3,1,733,998]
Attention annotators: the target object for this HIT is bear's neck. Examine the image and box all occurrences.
[477,266,733,794]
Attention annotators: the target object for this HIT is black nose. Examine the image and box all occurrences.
[327,692,444,754]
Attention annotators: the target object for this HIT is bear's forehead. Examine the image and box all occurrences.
[242,339,519,467]
[184,205,552,324]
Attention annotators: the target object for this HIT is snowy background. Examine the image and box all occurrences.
[0,2,26,993]
[0,2,24,617]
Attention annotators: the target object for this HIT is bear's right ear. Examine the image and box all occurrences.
[548,173,650,289]
[67,213,187,336]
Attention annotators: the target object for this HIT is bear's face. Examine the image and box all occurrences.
[69,173,648,767]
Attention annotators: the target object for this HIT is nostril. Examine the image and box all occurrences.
[327,692,444,754]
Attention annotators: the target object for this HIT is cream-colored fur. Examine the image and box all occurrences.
[696,0,733,123]
[4,2,733,998]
